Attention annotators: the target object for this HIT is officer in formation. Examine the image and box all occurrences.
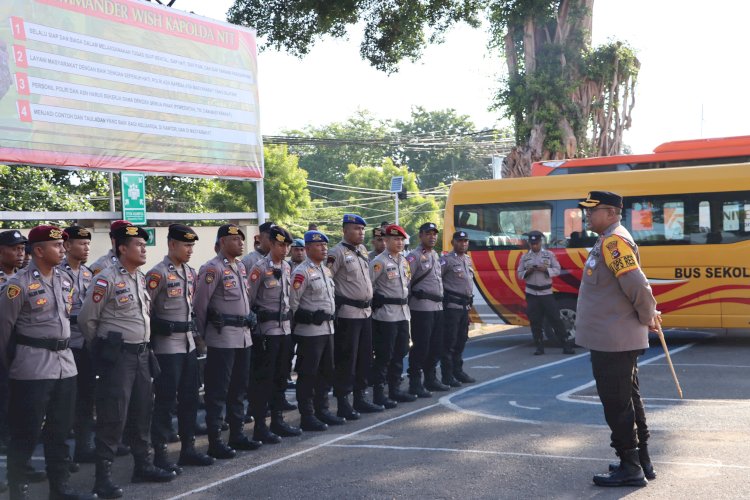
[575,191,659,487]
[0,226,95,500]
[327,215,384,420]
[368,227,385,260]
[87,220,131,276]
[517,230,575,355]
[242,221,276,274]
[288,238,306,267]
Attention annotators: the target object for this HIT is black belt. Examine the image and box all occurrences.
[121,342,149,354]
[209,312,253,328]
[257,310,292,323]
[526,284,552,291]
[14,333,70,351]
[151,317,195,335]
[69,315,78,325]
[294,309,334,325]
[443,289,473,306]
[411,289,444,302]
[372,294,408,308]
[335,295,371,309]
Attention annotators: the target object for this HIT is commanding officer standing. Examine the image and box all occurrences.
[370,224,416,408]
[406,222,448,396]
[368,227,385,261]
[575,191,659,488]
[290,230,341,431]
[439,231,476,387]
[60,226,97,465]
[146,224,214,472]
[88,220,132,276]
[79,223,175,499]
[517,231,575,355]
[194,224,260,459]
[327,214,383,420]
[247,226,301,442]
[0,226,94,500]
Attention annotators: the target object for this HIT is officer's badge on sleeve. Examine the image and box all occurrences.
[250,268,261,282]
[92,279,108,303]
[147,273,161,290]
[205,268,216,284]
[293,274,304,290]
[373,262,382,273]
[603,236,639,277]
[6,284,21,299]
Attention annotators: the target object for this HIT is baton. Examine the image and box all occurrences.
[654,319,683,399]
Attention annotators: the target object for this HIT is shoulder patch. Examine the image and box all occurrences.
[250,268,261,282]
[373,262,382,273]
[293,273,304,290]
[602,235,639,278]
[6,284,21,300]
[95,278,108,289]
[326,255,335,266]
[406,254,416,263]
[147,272,161,290]
[205,268,216,284]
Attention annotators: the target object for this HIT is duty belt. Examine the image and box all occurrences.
[151,317,195,335]
[294,308,335,325]
[14,333,70,351]
[335,295,372,309]
[443,289,473,306]
[121,342,149,354]
[257,310,292,323]
[372,294,408,309]
[209,312,254,328]
[526,284,552,291]
[69,315,78,325]
[411,289,444,302]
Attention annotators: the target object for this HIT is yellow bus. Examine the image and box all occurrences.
[444,163,750,335]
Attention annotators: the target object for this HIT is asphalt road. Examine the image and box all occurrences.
[9,327,750,499]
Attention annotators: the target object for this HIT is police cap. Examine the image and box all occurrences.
[304,230,329,244]
[0,230,27,246]
[108,220,132,237]
[258,221,276,234]
[384,224,408,238]
[168,224,199,242]
[291,238,305,248]
[527,230,544,243]
[269,226,293,244]
[372,227,384,238]
[112,224,149,241]
[419,222,439,234]
[452,230,469,241]
[217,224,245,240]
[343,214,366,226]
[63,226,91,241]
[578,191,623,209]
[28,225,68,243]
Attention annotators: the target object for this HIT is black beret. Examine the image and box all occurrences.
[217,224,245,240]
[63,226,92,240]
[168,224,199,242]
[113,225,149,241]
[269,226,293,244]
[258,221,276,234]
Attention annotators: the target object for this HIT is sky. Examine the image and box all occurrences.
[173,0,750,154]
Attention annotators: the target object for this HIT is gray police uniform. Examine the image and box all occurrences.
[0,268,16,289]
[241,249,265,277]
[440,251,474,381]
[289,259,336,417]
[367,250,381,261]
[88,249,119,276]
[0,263,78,489]
[78,261,156,462]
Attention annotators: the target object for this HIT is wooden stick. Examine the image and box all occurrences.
[655,322,683,399]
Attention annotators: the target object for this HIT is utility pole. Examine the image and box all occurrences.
[390,176,403,225]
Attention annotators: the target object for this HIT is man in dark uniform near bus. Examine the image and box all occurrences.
[368,227,385,261]
[0,226,95,500]
[247,225,301,442]
[439,231,476,387]
[79,223,176,498]
[327,214,384,420]
[575,191,659,487]
[194,224,261,459]
[61,226,97,465]
[406,222,448,396]
[146,224,214,473]
[517,231,575,355]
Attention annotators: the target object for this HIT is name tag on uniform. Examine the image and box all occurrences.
[168,288,183,297]
[264,279,279,288]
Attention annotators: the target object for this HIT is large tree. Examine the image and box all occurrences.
[228,0,639,177]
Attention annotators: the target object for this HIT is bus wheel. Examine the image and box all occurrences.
[543,297,577,345]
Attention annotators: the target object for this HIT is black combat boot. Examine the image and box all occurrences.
[373,384,397,409]
[533,339,545,355]
[275,391,297,411]
[315,409,346,426]
[207,431,236,460]
[47,463,98,500]
[114,444,130,457]
[609,444,656,480]
[131,453,176,483]
[270,411,302,437]
[562,338,575,355]
[594,448,647,487]
[299,414,328,432]
[93,459,123,499]
[153,443,183,476]
[8,481,29,500]
[389,382,417,403]
[441,372,462,388]
[408,375,432,398]
[454,370,475,384]
[423,370,449,392]
[178,438,214,466]
[336,395,360,420]
[227,432,263,451]
[243,403,254,424]
[253,420,281,444]
[353,390,384,413]
[73,430,96,464]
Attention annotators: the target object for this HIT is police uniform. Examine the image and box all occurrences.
[406,222,447,396]
[327,214,383,418]
[370,224,415,407]
[289,231,339,431]
[247,226,301,441]
[147,224,214,470]
[241,221,275,276]
[440,231,476,386]
[0,226,92,500]
[193,224,260,457]
[78,223,175,497]
[88,220,133,276]
[575,191,657,487]
[60,226,98,464]
[517,231,574,355]
[0,230,27,289]
[368,227,385,261]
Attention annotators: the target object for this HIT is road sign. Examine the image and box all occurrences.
[144,228,155,247]
[120,173,146,225]
[389,176,403,193]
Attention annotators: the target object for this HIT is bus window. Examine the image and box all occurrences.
[719,196,750,243]
[496,204,551,248]
[626,198,687,245]
[455,203,552,249]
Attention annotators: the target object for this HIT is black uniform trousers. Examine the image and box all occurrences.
[408,310,444,377]
[372,320,410,387]
[441,307,470,377]
[632,363,650,445]
[333,317,373,397]
[248,333,291,420]
[590,349,645,451]
[7,376,76,483]
[94,349,153,462]
[151,350,200,445]
[0,366,8,446]
[295,335,334,416]
[526,293,567,344]
[72,346,96,451]
[204,346,251,435]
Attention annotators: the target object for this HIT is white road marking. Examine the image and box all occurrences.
[509,401,541,410]
[650,363,750,369]
[551,374,563,379]
[324,444,750,470]
[466,333,530,343]
[463,342,526,362]
[473,366,501,369]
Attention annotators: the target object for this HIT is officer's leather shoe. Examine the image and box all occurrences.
[442,376,462,388]
[408,378,433,398]
[270,413,302,437]
[115,444,130,457]
[300,415,328,432]
[8,482,29,500]
[278,394,298,411]
[593,448,647,487]
[73,447,97,464]
[207,437,236,459]
[228,434,263,451]
[423,376,450,392]
[353,391,384,413]
[178,440,215,467]
[315,410,345,426]
[534,345,544,355]
[610,445,656,480]
[23,463,47,483]
[49,488,98,500]
[454,371,476,384]
[389,384,417,403]
[94,459,123,499]
[336,396,360,420]
[373,385,398,409]
[253,423,282,444]
[48,469,98,500]
[153,444,183,476]
[131,463,176,483]
[562,339,576,355]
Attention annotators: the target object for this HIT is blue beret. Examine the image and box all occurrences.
[291,238,305,248]
[343,213,366,226]
[304,231,329,244]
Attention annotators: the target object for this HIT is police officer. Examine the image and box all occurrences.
[575,191,659,487]
[247,226,302,442]
[289,238,306,268]
[368,227,385,261]
[193,224,260,459]
[290,230,340,431]
[406,222,448,396]
[79,223,175,498]
[370,224,416,408]
[0,225,94,500]
[88,220,132,276]
[327,214,384,419]
[517,230,575,355]
[241,221,276,275]
[440,231,476,386]
[147,224,214,472]
[60,226,97,465]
